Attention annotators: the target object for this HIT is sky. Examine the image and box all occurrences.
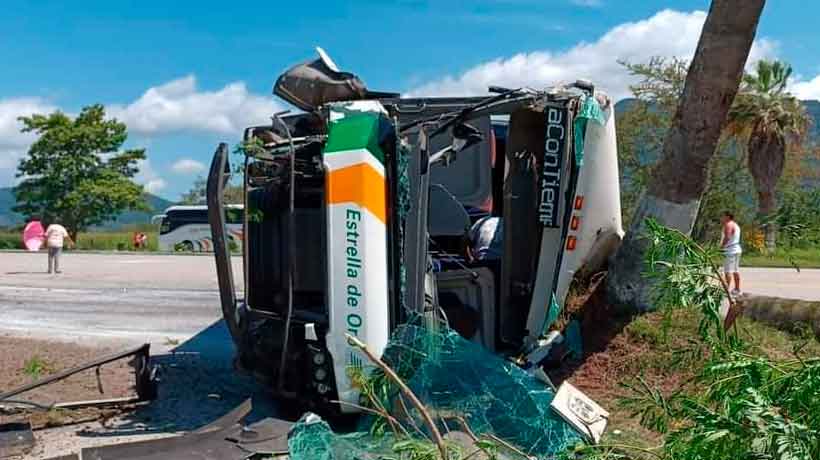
[1,0,819,201]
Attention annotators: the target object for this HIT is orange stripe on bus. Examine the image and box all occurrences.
[326,163,387,224]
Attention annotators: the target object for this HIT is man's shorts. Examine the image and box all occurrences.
[724,253,741,273]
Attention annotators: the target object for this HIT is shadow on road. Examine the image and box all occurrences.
[76,319,281,439]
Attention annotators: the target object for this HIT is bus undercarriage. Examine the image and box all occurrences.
[207,50,623,414]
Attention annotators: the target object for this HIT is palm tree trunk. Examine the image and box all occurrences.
[607,0,766,313]
[758,189,777,251]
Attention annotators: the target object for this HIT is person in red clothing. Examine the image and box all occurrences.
[133,232,148,250]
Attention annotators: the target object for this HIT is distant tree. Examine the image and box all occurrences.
[13,104,147,239]
[179,175,243,205]
[727,60,812,251]
[179,177,208,205]
[617,58,757,242]
[616,57,687,226]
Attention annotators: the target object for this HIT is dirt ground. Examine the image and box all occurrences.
[0,322,280,460]
[0,335,136,411]
[0,335,139,458]
[548,274,820,448]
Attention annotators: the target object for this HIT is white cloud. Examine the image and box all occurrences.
[408,9,778,100]
[171,158,206,175]
[136,159,166,194]
[0,77,279,187]
[108,75,282,135]
[0,98,58,185]
[790,75,820,101]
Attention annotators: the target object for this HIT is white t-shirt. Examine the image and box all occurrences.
[45,224,69,248]
[723,221,742,255]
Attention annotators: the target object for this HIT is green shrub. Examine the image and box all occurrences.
[0,232,21,249]
[75,231,158,251]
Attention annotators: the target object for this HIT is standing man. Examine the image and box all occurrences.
[44,221,72,274]
[720,211,742,296]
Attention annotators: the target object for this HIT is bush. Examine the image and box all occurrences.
[75,231,158,251]
[0,232,21,249]
[579,219,820,460]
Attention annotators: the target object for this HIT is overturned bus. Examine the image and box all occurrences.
[207,49,623,414]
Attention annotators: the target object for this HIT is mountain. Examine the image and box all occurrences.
[0,187,174,230]
[2,99,817,229]
[804,100,820,141]
[615,98,820,143]
[615,97,820,137]
[0,188,21,227]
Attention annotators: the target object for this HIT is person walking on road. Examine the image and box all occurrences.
[720,211,742,296]
[44,222,72,274]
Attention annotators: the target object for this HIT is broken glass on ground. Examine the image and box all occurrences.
[288,323,584,460]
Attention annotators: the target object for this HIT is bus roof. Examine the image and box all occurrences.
[163,204,243,213]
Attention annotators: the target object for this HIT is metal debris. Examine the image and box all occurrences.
[0,421,35,458]
[0,344,157,411]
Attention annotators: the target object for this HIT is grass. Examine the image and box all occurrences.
[22,355,50,380]
[0,230,159,251]
[743,247,820,269]
[0,232,19,249]
[75,231,159,251]
[581,308,820,450]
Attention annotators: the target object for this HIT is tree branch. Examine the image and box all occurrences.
[345,333,448,460]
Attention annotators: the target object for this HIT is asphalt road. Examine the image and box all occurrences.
[0,252,273,459]
[740,267,820,301]
[0,252,817,457]
[1,252,819,347]
[0,252,243,348]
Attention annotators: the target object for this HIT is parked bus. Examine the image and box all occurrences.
[155,205,243,252]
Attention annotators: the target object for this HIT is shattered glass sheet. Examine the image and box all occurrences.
[289,324,582,460]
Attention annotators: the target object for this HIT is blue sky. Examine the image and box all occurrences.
[1,0,819,201]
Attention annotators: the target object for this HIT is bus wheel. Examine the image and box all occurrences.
[177,241,195,252]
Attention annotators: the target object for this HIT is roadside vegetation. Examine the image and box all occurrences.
[569,220,820,459]
[12,105,148,240]
[617,58,818,253]
[0,228,159,251]
[22,355,50,380]
[743,248,820,269]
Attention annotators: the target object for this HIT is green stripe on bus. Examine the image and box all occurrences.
[324,114,386,165]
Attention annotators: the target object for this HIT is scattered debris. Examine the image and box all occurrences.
[45,399,293,460]
[550,382,609,444]
[0,421,35,458]
[0,343,157,412]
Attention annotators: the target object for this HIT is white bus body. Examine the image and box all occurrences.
[156,205,243,252]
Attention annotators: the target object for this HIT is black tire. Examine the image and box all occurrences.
[177,240,195,252]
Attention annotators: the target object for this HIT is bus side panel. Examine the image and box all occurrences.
[323,105,391,413]
[555,101,623,301]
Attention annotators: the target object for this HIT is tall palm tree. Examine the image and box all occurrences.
[728,60,811,251]
[607,0,766,313]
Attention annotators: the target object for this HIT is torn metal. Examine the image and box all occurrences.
[46,400,293,460]
[0,421,35,459]
[0,343,157,411]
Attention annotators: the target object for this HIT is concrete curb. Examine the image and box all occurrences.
[740,294,820,337]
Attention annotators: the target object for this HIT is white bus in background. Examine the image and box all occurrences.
[155,205,243,252]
